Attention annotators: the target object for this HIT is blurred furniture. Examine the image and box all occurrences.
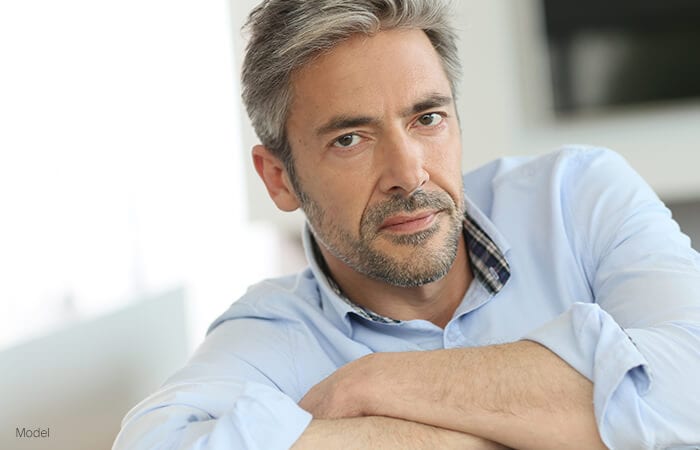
[0,288,189,450]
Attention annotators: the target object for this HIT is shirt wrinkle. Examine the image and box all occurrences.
[114,147,700,450]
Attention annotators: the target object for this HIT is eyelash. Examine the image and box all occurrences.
[330,111,448,149]
[415,112,446,128]
[332,133,361,148]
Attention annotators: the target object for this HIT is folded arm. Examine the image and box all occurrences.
[292,417,510,450]
[300,341,604,450]
[300,150,700,449]
[113,316,314,450]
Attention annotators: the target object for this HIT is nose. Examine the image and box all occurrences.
[377,131,429,196]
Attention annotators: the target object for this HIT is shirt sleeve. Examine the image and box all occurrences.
[112,310,312,450]
[524,149,700,449]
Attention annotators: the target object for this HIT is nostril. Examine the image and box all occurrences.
[383,169,429,197]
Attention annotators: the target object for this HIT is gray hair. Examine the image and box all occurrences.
[241,0,461,181]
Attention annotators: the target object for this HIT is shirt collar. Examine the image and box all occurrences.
[301,198,511,325]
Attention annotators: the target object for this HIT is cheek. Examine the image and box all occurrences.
[293,147,377,233]
[427,124,461,164]
[307,174,371,226]
[427,139,464,202]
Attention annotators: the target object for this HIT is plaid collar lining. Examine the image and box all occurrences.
[312,213,511,324]
[463,214,511,294]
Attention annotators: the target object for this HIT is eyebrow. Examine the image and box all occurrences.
[399,93,453,117]
[314,93,453,137]
[315,115,379,138]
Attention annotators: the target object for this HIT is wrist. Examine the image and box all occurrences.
[349,353,384,416]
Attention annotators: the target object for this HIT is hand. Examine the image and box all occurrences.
[298,355,375,419]
[297,353,514,450]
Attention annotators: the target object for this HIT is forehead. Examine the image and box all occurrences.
[287,28,452,133]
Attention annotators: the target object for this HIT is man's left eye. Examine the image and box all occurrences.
[417,113,444,126]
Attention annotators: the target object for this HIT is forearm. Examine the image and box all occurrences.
[358,341,605,450]
[292,417,510,450]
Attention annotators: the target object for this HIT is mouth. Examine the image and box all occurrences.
[378,210,440,234]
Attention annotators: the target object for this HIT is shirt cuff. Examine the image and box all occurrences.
[213,383,312,449]
[116,381,312,450]
[522,302,651,448]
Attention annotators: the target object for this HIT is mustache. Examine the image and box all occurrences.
[360,190,456,236]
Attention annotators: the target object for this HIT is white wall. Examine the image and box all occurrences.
[508,0,700,202]
[0,0,281,351]
[230,0,309,234]
[667,200,700,251]
[1,1,299,446]
[0,289,188,450]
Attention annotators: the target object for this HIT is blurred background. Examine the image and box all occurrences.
[0,0,698,449]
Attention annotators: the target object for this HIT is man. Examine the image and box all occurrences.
[113,1,700,449]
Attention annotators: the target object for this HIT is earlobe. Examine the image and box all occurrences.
[251,145,301,212]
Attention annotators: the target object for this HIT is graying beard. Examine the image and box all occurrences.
[298,187,463,287]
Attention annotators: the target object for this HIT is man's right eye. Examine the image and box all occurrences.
[332,133,361,148]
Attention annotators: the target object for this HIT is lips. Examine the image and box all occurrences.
[379,210,439,232]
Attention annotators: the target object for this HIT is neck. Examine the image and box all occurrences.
[318,235,472,329]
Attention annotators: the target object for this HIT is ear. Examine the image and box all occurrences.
[252,145,301,212]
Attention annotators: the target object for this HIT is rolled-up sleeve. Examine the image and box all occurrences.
[525,149,700,449]
[113,312,312,450]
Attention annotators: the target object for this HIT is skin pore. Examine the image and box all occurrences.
[254,28,473,328]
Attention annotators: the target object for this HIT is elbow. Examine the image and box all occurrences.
[599,324,700,449]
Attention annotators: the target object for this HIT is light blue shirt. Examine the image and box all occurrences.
[114,147,700,450]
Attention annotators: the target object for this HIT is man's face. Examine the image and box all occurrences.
[286,28,465,287]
